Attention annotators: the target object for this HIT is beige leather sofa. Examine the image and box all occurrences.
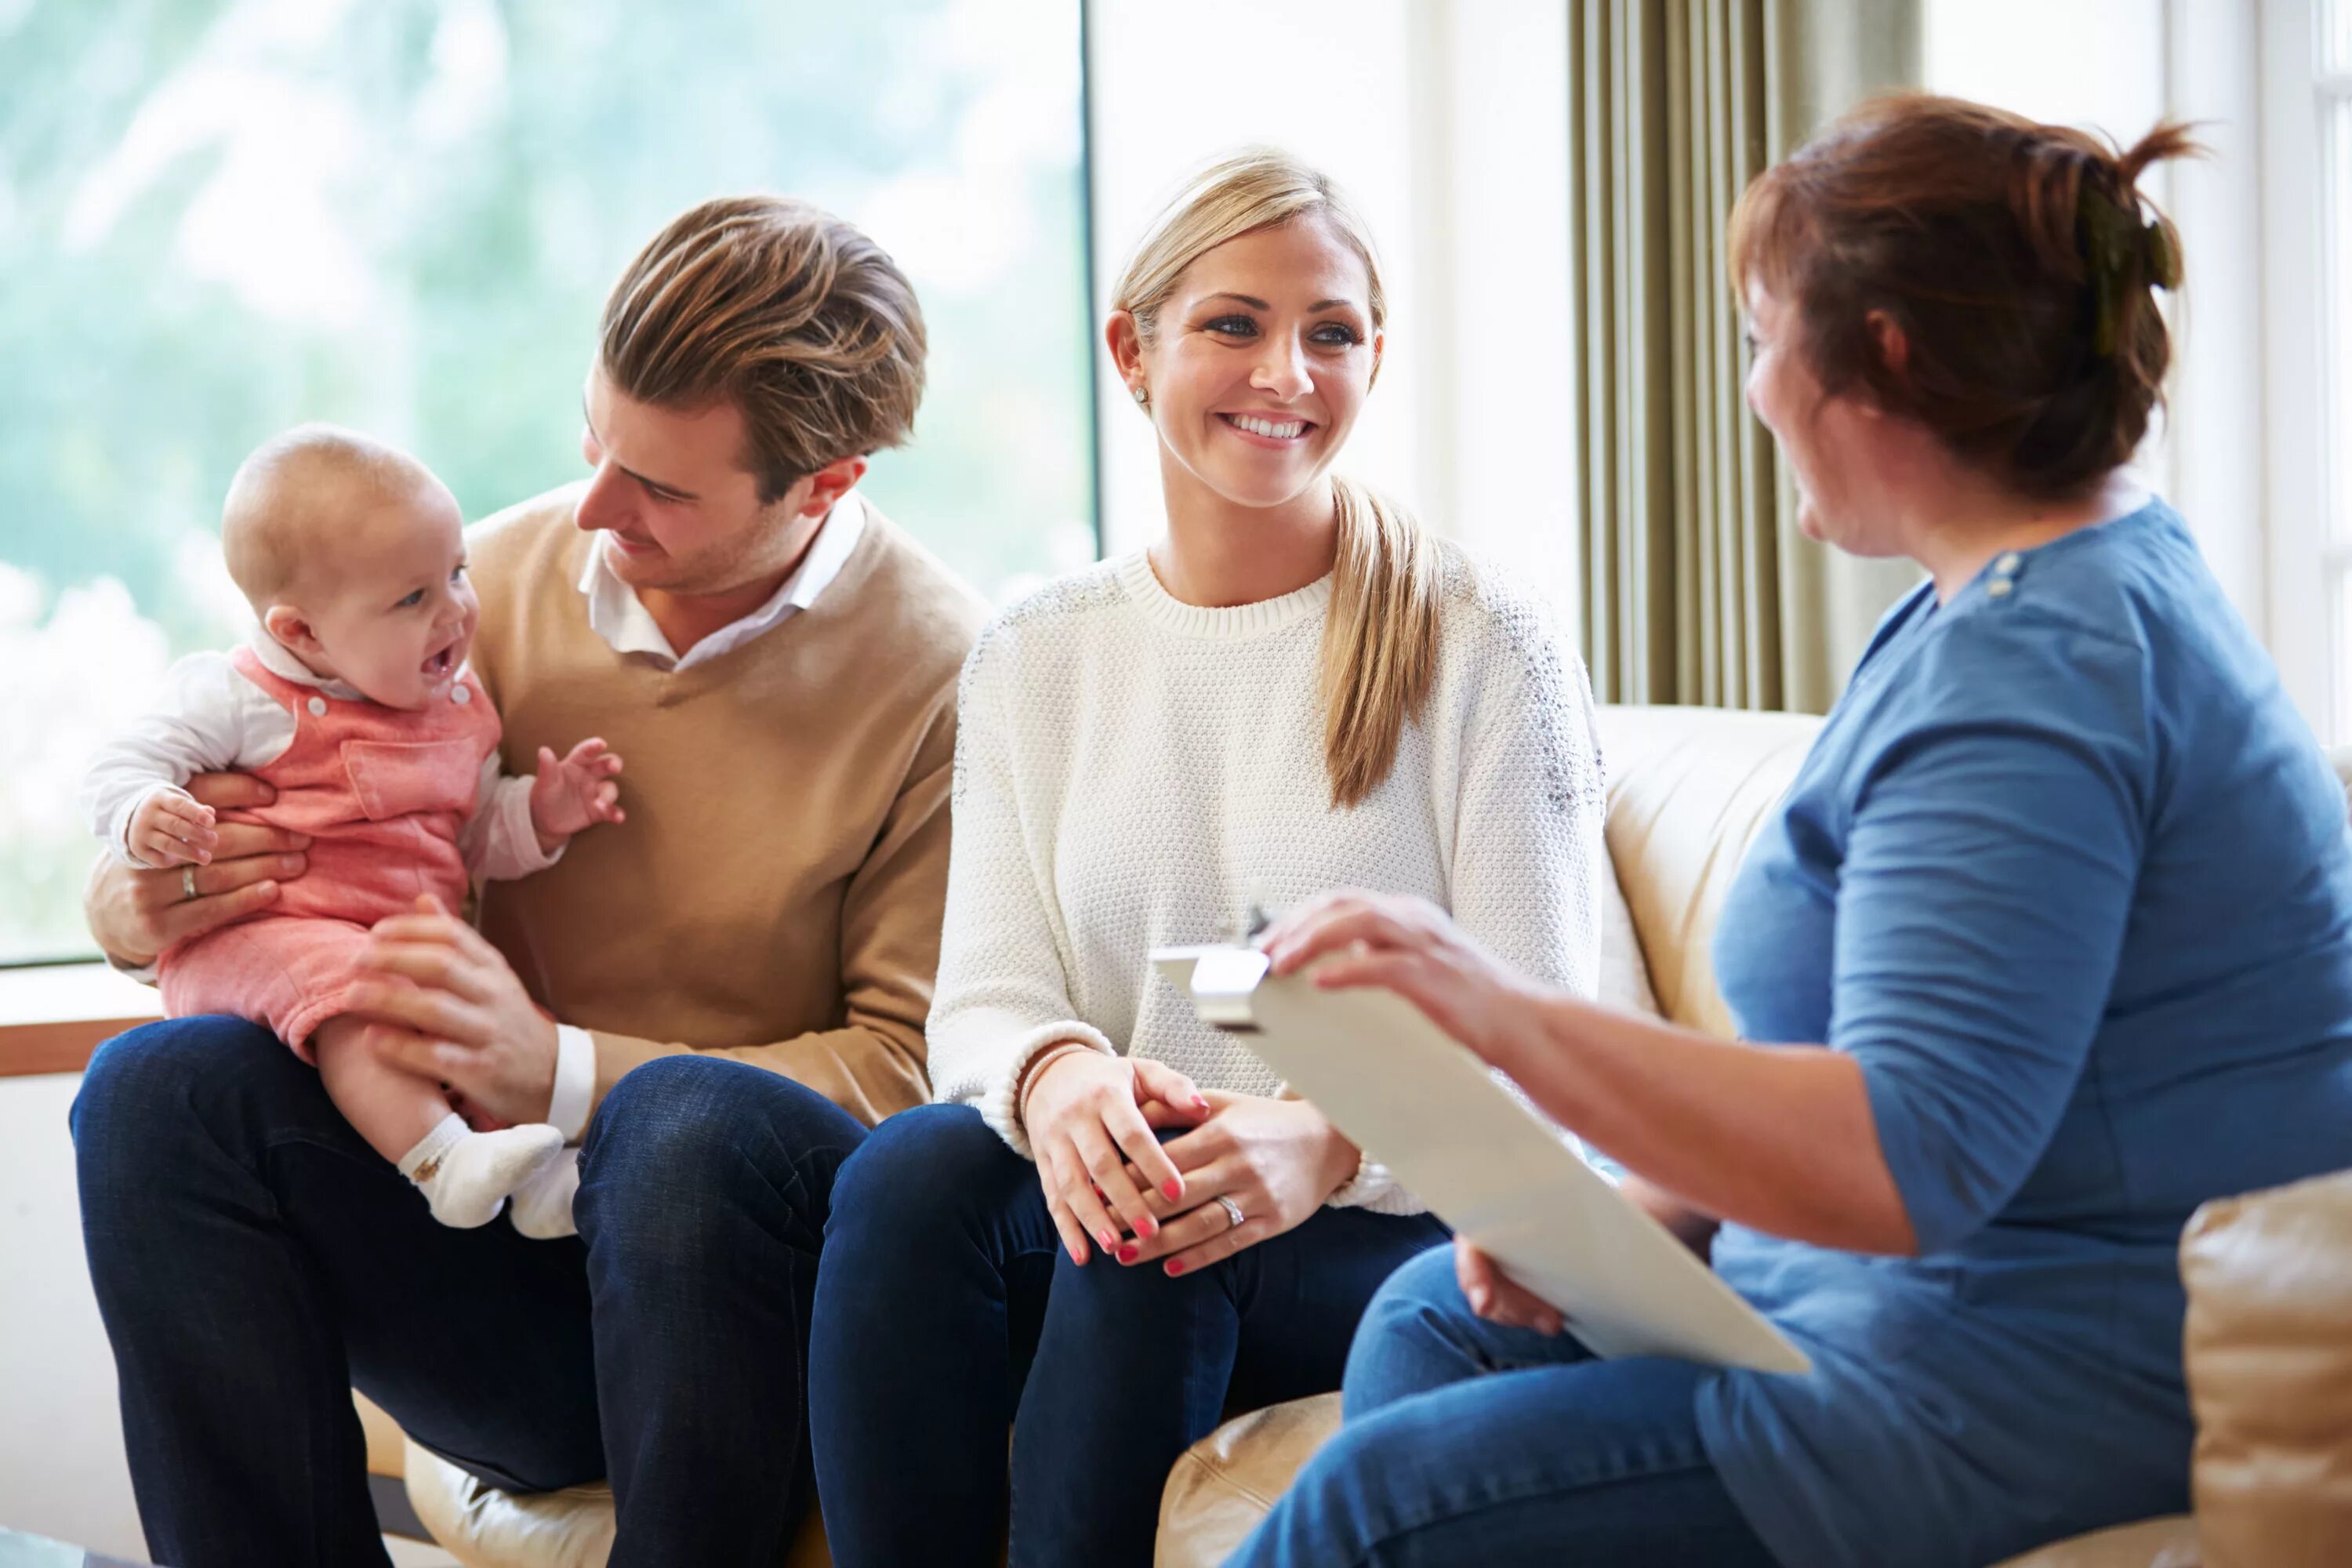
[371,703,2352,1567]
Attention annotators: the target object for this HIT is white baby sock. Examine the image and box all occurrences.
[397,1113,565,1229]
[508,1145,582,1240]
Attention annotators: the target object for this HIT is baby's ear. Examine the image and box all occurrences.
[262,603,321,657]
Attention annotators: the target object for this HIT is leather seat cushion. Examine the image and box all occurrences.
[2182,1167,2352,1566]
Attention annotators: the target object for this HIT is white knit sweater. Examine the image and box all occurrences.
[926,545,1608,1214]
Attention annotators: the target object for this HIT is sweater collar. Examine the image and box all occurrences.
[1112,550,1333,640]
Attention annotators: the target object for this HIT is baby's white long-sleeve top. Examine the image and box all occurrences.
[80,630,559,883]
[925,546,1609,1215]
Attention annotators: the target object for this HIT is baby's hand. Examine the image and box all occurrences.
[528,738,626,851]
[129,790,219,868]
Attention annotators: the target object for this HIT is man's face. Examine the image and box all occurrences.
[575,364,822,596]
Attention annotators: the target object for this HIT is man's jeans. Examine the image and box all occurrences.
[71,1017,866,1568]
[1229,1245,1780,1567]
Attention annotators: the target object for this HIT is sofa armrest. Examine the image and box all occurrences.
[2182,1166,2352,1567]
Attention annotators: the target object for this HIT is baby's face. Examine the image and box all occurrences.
[300,490,480,710]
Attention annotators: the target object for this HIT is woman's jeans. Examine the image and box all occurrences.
[71,1017,866,1568]
[808,1102,1450,1568]
[1229,1244,1781,1567]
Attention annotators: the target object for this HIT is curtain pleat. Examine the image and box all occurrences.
[1573,0,1919,713]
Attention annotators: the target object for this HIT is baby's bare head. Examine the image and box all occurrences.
[221,425,459,612]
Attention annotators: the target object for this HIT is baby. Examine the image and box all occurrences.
[81,425,623,1236]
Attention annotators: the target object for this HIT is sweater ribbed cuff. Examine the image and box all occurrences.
[1325,1147,1382,1207]
[980,1022,1118,1160]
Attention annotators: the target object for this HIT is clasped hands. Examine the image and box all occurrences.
[1019,1049,1361,1279]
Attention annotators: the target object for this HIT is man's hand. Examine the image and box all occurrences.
[346,895,561,1127]
[528,739,625,852]
[84,773,310,968]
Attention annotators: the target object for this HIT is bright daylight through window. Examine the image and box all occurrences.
[2325,0,2352,738]
[0,0,1095,964]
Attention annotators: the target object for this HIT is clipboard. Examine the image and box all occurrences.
[1153,946,1812,1376]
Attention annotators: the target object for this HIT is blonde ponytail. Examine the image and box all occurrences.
[1323,477,1442,807]
[1112,149,1442,808]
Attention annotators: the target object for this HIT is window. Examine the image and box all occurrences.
[0,0,1095,964]
[2320,2,2352,739]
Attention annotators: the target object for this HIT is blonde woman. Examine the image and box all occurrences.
[806,151,1607,1566]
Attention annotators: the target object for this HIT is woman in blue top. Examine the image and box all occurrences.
[1229,94,2352,1568]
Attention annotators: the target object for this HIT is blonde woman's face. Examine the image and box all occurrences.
[1134,216,1381,510]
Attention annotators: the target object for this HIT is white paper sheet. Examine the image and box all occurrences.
[1153,946,1812,1376]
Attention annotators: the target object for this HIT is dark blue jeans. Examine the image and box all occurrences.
[1230,1244,1782,1566]
[71,1017,866,1568]
[806,1102,1450,1568]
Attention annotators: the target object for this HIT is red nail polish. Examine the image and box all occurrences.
[1116,1244,1138,1264]
[1165,1259,1185,1276]
[1163,1178,1184,1201]
[1138,1216,1158,1238]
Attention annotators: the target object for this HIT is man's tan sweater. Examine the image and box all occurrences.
[464,485,986,1127]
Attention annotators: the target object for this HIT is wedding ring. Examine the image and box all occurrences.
[1215,1195,1245,1231]
[181,866,199,902]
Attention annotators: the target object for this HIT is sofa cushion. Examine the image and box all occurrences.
[405,1441,831,1568]
[356,1392,405,1479]
[2182,1167,2352,1566]
[1596,853,1661,1018]
[1591,706,1820,1037]
[1987,1517,2201,1567]
[1156,1394,1342,1568]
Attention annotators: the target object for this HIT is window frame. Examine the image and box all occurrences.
[2263,0,2339,736]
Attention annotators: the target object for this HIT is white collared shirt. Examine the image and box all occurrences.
[575,492,867,671]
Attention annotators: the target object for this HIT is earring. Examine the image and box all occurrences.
[1131,383,1149,407]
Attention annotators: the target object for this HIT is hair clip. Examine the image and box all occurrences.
[2143,219,2180,292]
[2081,190,2178,357]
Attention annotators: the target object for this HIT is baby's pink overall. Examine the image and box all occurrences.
[158,645,505,1058]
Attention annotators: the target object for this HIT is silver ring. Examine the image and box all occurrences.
[181,866,199,902]
[1215,1195,1245,1231]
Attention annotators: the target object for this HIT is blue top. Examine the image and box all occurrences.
[1697,499,2352,1568]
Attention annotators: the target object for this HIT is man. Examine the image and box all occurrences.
[73,194,986,1566]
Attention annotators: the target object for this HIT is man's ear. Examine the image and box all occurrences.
[263,604,326,662]
[795,455,869,519]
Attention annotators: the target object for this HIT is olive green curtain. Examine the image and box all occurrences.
[1571,0,1922,713]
